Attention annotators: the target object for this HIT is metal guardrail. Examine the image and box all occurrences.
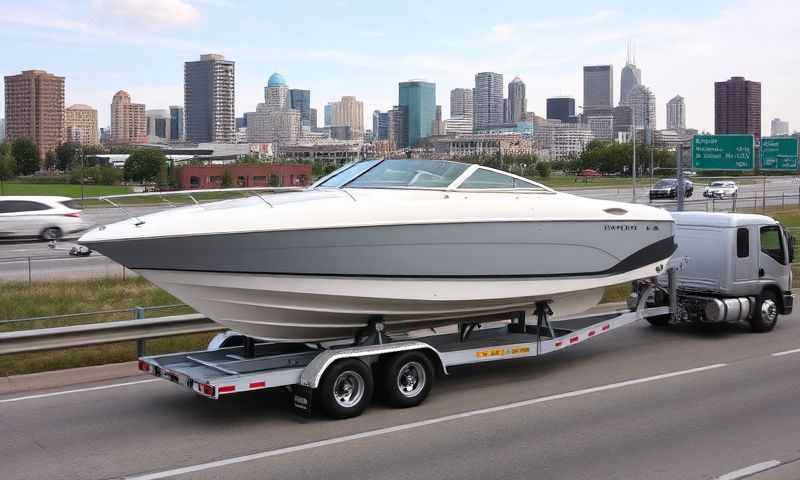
[0,303,186,326]
[0,313,222,355]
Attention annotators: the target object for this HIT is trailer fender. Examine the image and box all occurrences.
[299,341,447,389]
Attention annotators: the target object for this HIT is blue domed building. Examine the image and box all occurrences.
[267,73,287,88]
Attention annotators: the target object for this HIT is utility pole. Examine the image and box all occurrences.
[631,125,637,203]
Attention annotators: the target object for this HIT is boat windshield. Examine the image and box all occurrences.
[344,159,469,189]
[315,160,380,188]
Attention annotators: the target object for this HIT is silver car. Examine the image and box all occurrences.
[0,196,89,240]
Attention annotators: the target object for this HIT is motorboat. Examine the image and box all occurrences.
[79,159,676,342]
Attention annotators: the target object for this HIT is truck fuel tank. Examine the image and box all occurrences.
[702,297,754,323]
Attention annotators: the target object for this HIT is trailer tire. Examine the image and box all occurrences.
[318,359,373,419]
[381,351,434,408]
[750,290,779,333]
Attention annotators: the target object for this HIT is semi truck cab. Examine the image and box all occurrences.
[633,212,794,332]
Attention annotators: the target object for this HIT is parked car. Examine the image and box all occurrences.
[0,196,89,240]
[703,181,738,199]
[649,178,694,200]
[578,169,602,177]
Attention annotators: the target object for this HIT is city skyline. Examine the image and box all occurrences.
[0,0,798,136]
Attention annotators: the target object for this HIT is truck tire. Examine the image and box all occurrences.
[750,290,779,333]
[319,358,373,419]
[381,351,434,408]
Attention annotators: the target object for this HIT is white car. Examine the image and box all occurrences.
[703,181,738,199]
[0,196,89,240]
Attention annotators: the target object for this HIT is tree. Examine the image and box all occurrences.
[0,143,15,194]
[11,137,39,175]
[535,161,551,178]
[123,148,166,183]
[221,169,233,187]
[55,142,80,171]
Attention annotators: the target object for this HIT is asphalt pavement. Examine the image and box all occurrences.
[3,311,800,480]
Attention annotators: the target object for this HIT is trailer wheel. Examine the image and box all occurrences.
[319,359,373,419]
[381,351,434,408]
[750,290,779,333]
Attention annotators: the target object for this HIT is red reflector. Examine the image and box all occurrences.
[138,360,149,372]
[249,381,266,389]
[201,384,215,396]
[588,330,596,336]
[218,385,236,393]
[554,342,563,347]
[64,211,81,218]
[569,336,579,343]
[602,324,610,331]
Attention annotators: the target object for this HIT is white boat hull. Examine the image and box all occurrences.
[138,259,665,342]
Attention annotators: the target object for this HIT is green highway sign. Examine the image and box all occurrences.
[761,137,798,170]
[692,134,754,170]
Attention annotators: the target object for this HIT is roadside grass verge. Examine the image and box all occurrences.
[0,334,214,377]
[1,182,132,198]
[0,277,192,332]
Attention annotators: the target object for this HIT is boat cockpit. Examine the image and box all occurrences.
[313,159,554,193]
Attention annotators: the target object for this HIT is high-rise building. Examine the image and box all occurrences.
[264,73,290,113]
[587,114,614,140]
[398,79,436,146]
[289,89,311,127]
[507,77,526,123]
[771,118,790,136]
[433,105,443,136]
[613,105,633,139]
[65,104,98,145]
[443,117,473,135]
[110,90,146,144]
[628,84,656,130]
[184,53,236,143]
[473,72,504,130]
[4,69,65,162]
[450,88,473,118]
[169,106,184,142]
[324,103,333,127]
[715,76,761,143]
[546,97,576,123]
[330,96,365,139]
[309,108,318,129]
[387,105,408,149]
[583,65,613,117]
[666,95,685,130]
[270,109,301,145]
[372,110,389,141]
[552,123,594,160]
[619,44,642,106]
[146,109,170,141]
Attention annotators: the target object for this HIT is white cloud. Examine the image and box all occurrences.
[89,0,201,30]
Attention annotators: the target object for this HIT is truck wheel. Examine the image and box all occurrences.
[381,351,434,408]
[750,290,779,333]
[319,359,373,419]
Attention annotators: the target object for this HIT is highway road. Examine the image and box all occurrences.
[3,313,800,479]
[1,176,799,281]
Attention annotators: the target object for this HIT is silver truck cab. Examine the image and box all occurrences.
[642,212,794,332]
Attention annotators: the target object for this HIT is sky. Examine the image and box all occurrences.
[1,0,798,135]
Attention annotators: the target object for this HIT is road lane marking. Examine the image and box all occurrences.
[772,348,800,357]
[716,460,781,480]
[0,379,159,403]
[125,363,728,480]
